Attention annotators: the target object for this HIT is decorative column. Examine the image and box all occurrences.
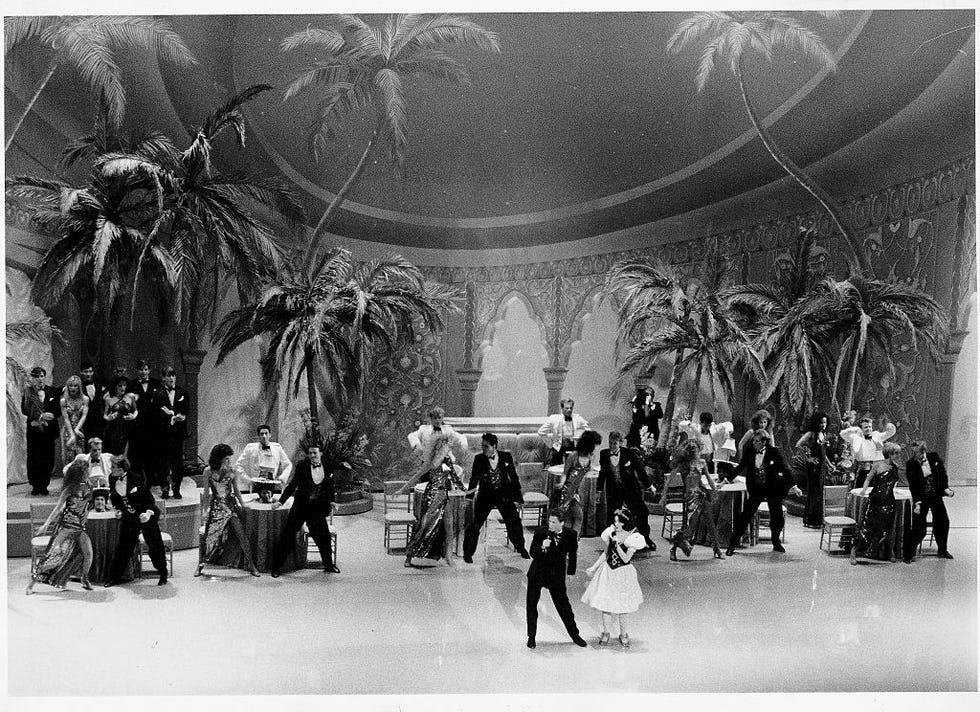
[455,368,483,417]
[180,348,207,464]
[938,329,969,461]
[543,367,569,415]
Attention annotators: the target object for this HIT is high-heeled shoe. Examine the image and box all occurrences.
[669,546,678,562]
[194,565,204,577]
[404,558,413,568]
[598,632,610,646]
[249,568,261,577]
[619,633,631,649]
[81,579,93,591]
[713,549,724,559]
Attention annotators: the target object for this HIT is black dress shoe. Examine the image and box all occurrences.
[270,569,280,578]
[161,488,170,499]
[41,489,49,496]
[526,637,536,649]
[103,579,119,588]
[519,550,531,559]
[938,551,954,560]
[903,557,913,564]
[157,575,168,586]
[325,565,341,574]
[725,547,736,557]
[572,635,588,647]
[773,542,786,553]
[463,555,473,564]
[172,490,182,500]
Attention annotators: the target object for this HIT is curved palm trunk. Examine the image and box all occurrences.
[305,127,380,263]
[688,358,703,413]
[304,347,320,426]
[735,63,874,278]
[657,348,687,447]
[5,61,59,151]
[842,343,861,413]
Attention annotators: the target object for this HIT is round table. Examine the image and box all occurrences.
[412,483,471,555]
[546,465,600,537]
[240,496,307,573]
[845,486,913,560]
[86,511,138,584]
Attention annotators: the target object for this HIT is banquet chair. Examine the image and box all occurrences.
[756,501,788,543]
[819,485,855,553]
[917,515,934,554]
[660,471,687,540]
[516,462,549,527]
[383,480,416,554]
[302,517,338,568]
[29,503,58,570]
[138,501,174,578]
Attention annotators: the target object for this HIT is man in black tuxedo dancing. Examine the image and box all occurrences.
[463,433,529,563]
[104,457,169,587]
[525,510,587,649]
[598,430,657,549]
[904,440,955,562]
[271,443,339,576]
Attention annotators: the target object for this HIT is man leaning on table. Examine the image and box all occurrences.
[840,412,896,488]
[538,398,590,466]
[903,440,955,563]
[236,424,293,493]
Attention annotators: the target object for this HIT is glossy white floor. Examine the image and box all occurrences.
[6,489,978,698]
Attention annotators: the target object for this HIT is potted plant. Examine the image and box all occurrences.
[300,411,374,514]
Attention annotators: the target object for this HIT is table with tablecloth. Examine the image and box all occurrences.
[239,496,307,573]
[689,479,758,547]
[412,484,472,555]
[85,511,138,583]
[845,486,913,560]
[546,465,600,538]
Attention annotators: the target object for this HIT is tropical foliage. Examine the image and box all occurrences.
[666,11,874,276]
[280,13,501,258]
[4,15,196,150]
[5,314,66,425]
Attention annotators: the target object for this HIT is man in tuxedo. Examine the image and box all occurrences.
[840,413,897,487]
[725,429,802,556]
[126,359,161,478]
[538,398,590,466]
[598,430,657,549]
[462,433,529,563]
[21,366,60,496]
[104,458,169,587]
[150,366,188,499]
[271,444,339,576]
[64,436,114,487]
[235,424,293,494]
[904,440,955,562]
[78,360,107,442]
[525,510,587,649]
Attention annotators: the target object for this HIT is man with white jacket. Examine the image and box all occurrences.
[840,412,896,487]
[538,398,590,466]
[64,437,114,488]
[407,407,468,465]
[235,424,293,493]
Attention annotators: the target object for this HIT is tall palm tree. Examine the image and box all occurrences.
[826,275,950,413]
[4,15,197,151]
[280,13,501,260]
[666,11,874,277]
[5,314,66,425]
[610,249,764,446]
[722,226,841,425]
[212,248,461,426]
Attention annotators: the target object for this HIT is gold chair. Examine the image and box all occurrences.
[819,485,856,552]
[516,462,549,527]
[660,471,686,540]
[29,503,58,570]
[138,501,174,578]
[383,480,417,554]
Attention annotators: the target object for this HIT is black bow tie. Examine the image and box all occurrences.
[261,445,271,451]
[90,456,100,463]
[140,380,148,384]
[433,427,442,432]
[864,435,873,440]
[564,416,573,421]
[165,387,175,392]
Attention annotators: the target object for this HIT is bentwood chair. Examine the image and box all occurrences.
[756,501,788,543]
[660,471,687,540]
[302,516,338,568]
[819,485,856,553]
[516,462,549,528]
[383,480,416,554]
[29,503,58,570]
[139,500,174,577]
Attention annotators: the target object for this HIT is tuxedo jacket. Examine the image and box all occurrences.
[21,384,60,440]
[468,451,523,503]
[151,386,189,441]
[735,445,793,499]
[538,413,590,452]
[906,452,949,504]
[597,447,650,504]
[109,486,160,523]
[280,460,335,512]
[527,525,578,584]
[127,378,162,433]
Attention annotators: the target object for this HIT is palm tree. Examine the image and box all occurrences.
[212,248,461,426]
[610,249,765,446]
[826,275,950,414]
[722,226,841,426]
[4,15,197,151]
[280,13,501,260]
[666,11,875,276]
[5,314,66,425]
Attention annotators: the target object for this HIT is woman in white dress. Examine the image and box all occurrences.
[581,507,647,648]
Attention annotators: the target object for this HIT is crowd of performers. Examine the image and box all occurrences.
[21,366,958,648]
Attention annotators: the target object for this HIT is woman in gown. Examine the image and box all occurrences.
[551,430,602,535]
[582,507,647,648]
[794,411,838,528]
[60,375,90,462]
[26,461,94,594]
[401,435,467,567]
[626,387,663,449]
[102,376,137,456]
[850,442,903,565]
[670,456,724,560]
[195,443,260,577]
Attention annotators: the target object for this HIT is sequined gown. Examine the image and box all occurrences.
[674,470,723,554]
[200,468,253,567]
[103,395,134,455]
[853,464,899,560]
[406,460,465,562]
[61,397,88,461]
[33,483,93,587]
[550,457,592,534]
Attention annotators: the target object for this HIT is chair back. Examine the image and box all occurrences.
[29,502,58,535]
[663,470,686,505]
[516,462,546,494]
[384,480,412,515]
[823,485,849,517]
[516,433,549,464]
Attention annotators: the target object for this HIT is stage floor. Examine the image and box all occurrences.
[6,488,978,698]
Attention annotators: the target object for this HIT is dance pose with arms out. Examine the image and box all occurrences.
[196,444,261,577]
[526,510,588,649]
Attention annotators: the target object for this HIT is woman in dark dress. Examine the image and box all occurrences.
[103,376,137,456]
[795,411,835,528]
[851,442,903,565]
[401,435,466,567]
[670,454,724,561]
[195,443,261,577]
[551,430,602,535]
[626,388,663,449]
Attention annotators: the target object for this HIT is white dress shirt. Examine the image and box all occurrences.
[537,413,590,451]
[840,423,897,463]
[235,441,293,491]
[406,423,467,461]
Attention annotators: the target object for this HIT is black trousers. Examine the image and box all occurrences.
[905,495,951,554]
[272,502,333,571]
[109,517,167,580]
[127,432,153,478]
[153,439,184,492]
[26,427,56,492]
[526,579,580,639]
[729,491,785,548]
[463,493,526,557]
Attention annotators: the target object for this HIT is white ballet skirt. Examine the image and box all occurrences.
[580,528,646,614]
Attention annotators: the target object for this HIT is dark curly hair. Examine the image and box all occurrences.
[208,443,234,472]
[575,430,602,455]
[805,410,829,434]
